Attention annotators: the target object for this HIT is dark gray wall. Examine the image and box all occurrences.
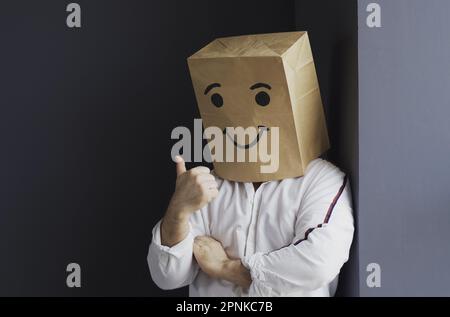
[295,0,359,297]
[0,0,295,296]
[358,0,450,296]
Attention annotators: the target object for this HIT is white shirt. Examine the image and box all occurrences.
[147,159,354,297]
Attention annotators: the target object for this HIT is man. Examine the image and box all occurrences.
[147,32,354,296]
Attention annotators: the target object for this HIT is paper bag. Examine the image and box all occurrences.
[187,31,329,182]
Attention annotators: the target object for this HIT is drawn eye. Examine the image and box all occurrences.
[210,93,223,108]
[255,91,270,107]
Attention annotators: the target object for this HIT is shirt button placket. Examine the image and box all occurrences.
[245,190,259,257]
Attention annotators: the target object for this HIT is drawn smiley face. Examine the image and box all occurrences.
[203,82,272,149]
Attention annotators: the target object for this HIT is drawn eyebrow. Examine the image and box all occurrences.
[250,82,271,90]
[204,83,221,95]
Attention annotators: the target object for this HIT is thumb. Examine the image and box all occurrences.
[175,155,186,176]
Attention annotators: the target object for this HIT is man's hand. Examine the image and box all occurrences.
[161,156,218,247]
[193,236,252,289]
[192,236,229,278]
[169,156,218,218]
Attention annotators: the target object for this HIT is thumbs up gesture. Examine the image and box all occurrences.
[169,156,219,219]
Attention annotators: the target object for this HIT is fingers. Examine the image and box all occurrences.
[194,235,220,246]
[202,181,218,193]
[190,166,210,175]
[194,172,218,191]
[224,246,233,258]
[174,156,209,176]
[175,155,186,176]
[208,188,219,200]
[194,236,223,255]
[196,173,216,183]
[192,240,203,260]
[194,235,207,246]
[193,236,209,255]
[174,159,218,207]
[200,179,219,201]
[202,180,218,190]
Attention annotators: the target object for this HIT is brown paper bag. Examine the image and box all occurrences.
[187,32,329,182]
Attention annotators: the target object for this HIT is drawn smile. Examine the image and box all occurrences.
[223,125,270,149]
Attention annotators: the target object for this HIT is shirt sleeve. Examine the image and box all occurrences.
[242,160,354,296]
[147,209,209,290]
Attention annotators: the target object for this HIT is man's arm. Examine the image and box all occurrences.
[241,164,354,296]
[161,155,218,246]
[148,156,218,290]
[193,236,251,289]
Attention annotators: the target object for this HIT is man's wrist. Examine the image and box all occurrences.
[160,203,191,247]
[166,201,190,222]
[221,259,252,289]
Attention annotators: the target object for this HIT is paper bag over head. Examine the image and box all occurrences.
[187,32,329,182]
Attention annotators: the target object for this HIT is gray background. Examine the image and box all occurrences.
[358,0,450,296]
